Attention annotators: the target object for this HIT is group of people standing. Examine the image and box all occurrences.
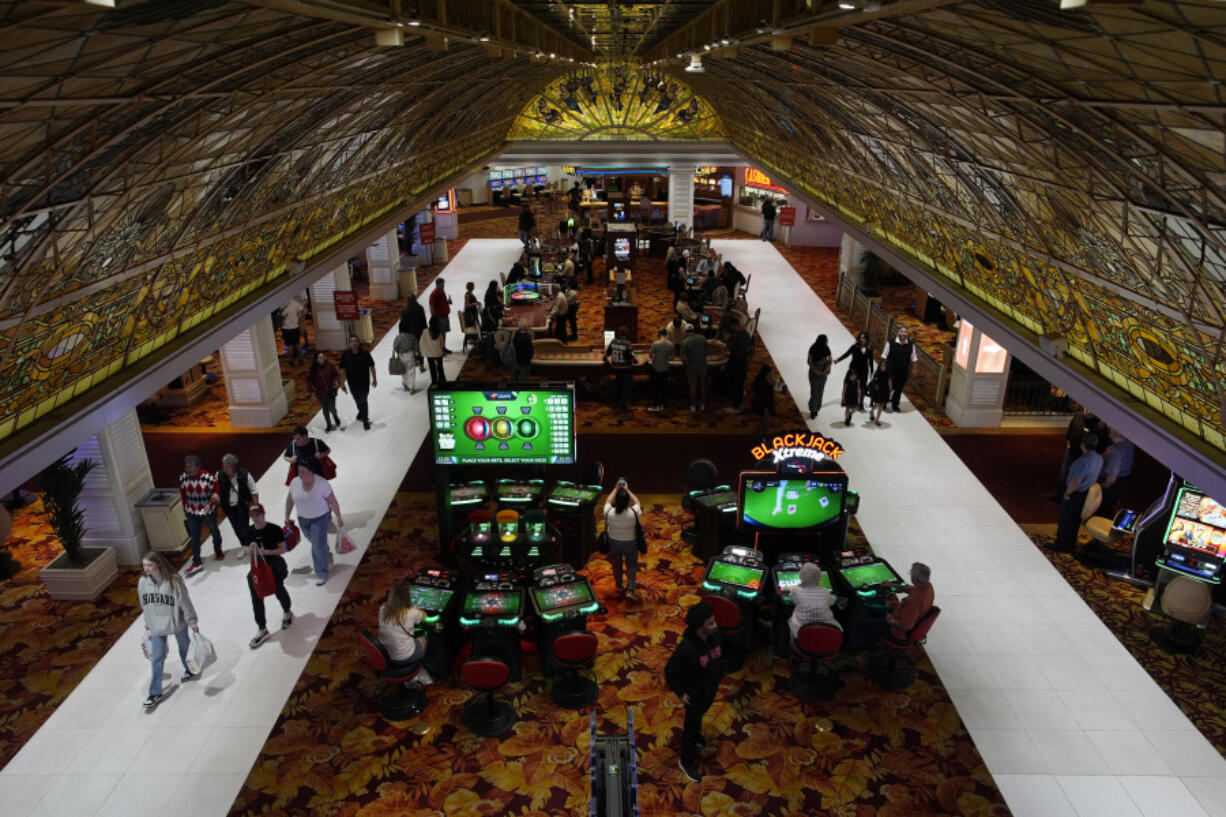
[806,325,919,427]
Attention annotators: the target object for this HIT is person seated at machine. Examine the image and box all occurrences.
[378,580,433,685]
[849,562,934,650]
[507,253,529,286]
[786,563,840,642]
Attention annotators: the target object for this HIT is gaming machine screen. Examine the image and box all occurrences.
[431,385,576,466]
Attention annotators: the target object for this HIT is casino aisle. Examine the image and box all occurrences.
[715,239,1225,817]
[0,239,524,817]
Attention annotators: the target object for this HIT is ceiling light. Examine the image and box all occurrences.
[685,54,704,73]
[479,32,490,42]
[838,1,856,8]
[407,11,421,26]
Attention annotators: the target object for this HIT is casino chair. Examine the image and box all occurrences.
[701,593,748,673]
[550,631,600,709]
[1076,484,1123,566]
[789,624,845,706]
[1150,576,1213,654]
[358,629,429,722]
[457,310,481,353]
[460,655,517,737]
[581,460,605,486]
[680,459,719,546]
[868,606,941,691]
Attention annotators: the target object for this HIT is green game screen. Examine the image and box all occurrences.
[410,585,455,610]
[776,570,833,591]
[462,590,522,617]
[707,561,764,590]
[531,581,595,611]
[431,385,576,465]
[739,473,847,531]
[839,562,902,590]
[548,484,601,504]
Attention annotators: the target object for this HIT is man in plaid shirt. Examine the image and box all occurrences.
[180,454,223,575]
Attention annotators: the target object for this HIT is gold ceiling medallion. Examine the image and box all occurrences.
[507,64,725,142]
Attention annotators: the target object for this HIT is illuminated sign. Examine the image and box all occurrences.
[745,168,773,186]
[750,432,844,464]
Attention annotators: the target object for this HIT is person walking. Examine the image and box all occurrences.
[308,351,344,431]
[841,369,862,427]
[867,367,890,426]
[339,335,377,430]
[280,295,306,365]
[806,334,832,420]
[284,463,344,586]
[398,296,428,341]
[214,453,258,556]
[138,551,199,707]
[283,425,331,478]
[665,600,724,783]
[420,315,447,386]
[245,503,293,649]
[604,479,643,602]
[429,278,453,354]
[881,325,917,413]
[393,330,421,393]
[518,202,535,248]
[834,332,874,410]
[180,454,222,575]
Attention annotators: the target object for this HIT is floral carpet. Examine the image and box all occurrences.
[227,493,1010,817]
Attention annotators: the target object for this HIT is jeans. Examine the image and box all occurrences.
[609,538,638,590]
[149,628,190,696]
[318,392,341,428]
[427,356,445,385]
[808,372,828,417]
[681,695,713,764]
[761,218,775,241]
[248,555,291,629]
[185,513,222,563]
[298,511,331,581]
[1054,490,1087,550]
[350,386,370,422]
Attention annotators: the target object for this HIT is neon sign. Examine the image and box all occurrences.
[750,432,844,464]
[745,168,773,186]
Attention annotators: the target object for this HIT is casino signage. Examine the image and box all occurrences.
[750,432,844,464]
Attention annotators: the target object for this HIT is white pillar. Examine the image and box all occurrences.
[75,410,155,565]
[312,264,352,351]
[668,164,696,230]
[839,234,866,284]
[368,231,399,301]
[221,316,289,428]
[945,318,1011,428]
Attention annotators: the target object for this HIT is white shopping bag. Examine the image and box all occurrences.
[186,631,216,675]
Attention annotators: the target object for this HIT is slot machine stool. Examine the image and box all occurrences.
[701,594,747,673]
[550,632,599,709]
[1150,576,1213,654]
[789,624,844,714]
[358,630,428,722]
[869,606,941,691]
[461,656,517,736]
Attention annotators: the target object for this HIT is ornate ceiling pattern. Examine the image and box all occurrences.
[507,64,725,141]
[0,0,1225,464]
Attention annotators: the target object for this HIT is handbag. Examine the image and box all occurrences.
[633,509,648,555]
[140,630,154,661]
[284,519,300,552]
[596,530,610,555]
[186,631,216,675]
[284,461,298,486]
[336,525,357,554]
[389,355,406,375]
[314,440,338,481]
[249,550,277,598]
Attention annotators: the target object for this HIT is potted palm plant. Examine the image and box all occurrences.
[38,455,119,601]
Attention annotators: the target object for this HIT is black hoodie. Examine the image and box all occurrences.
[665,627,723,704]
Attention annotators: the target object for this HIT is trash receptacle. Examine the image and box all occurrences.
[136,489,189,552]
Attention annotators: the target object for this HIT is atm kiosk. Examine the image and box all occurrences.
[530,563,601,675]
[408,568,460,678]
[459,577,526,681]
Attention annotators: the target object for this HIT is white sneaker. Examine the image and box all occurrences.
[249,629,270,649]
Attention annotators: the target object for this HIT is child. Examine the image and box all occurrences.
[868,368,890,426]
[841,369,861,427]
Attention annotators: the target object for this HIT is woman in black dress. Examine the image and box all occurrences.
[834,332,874,409]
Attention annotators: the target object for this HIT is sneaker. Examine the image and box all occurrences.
[679,758,701,783]
[315,576,327,586]
[185,561,203,576]
[875,420,882,426]
[809,412,816,420]
[143,694,163,708]
[249,629,270,649]
[214,547,225,561]
[363,421,371,430]
[181,670,198,683]
[234,548,248,559]
[282,611,294,629]
[625,589,638,603]
[324,424,333,432]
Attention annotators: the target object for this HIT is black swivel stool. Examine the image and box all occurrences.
[358,629,428,721]
[550,632,599,709]
[788,624,844,704]
[461,656,517,736]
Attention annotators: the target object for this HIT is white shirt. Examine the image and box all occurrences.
[282,298,304,330]
[603,501,642,543]
[788,585,841,639]
[290,476,333,519]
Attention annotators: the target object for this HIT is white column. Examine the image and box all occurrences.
[312,264,352,351]
[839,234,866,284]
[221,316,289,428]
[75,410,155,564]
[945,318,1011,427]
[368,231,399,301]
[668,164,696,230]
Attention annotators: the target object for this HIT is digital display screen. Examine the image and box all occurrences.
[532,581,595,611]
[614,237,631,261]
[1165,486,1226,561]
[463,590,521,617]
[437,195,451,212]
[719,175,733,198]
[411,585,455,610]
[612,202,626,221]
[549,485,601,504]
[706,561,764,590]
[497,480,542,501]
[430,385,576,465]
[738,472,847,531]
[839,562,903,590]
[776,570,833,591]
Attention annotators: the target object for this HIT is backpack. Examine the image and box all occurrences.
[500,339,517,368]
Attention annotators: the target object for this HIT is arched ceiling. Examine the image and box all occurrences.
[1,0,1225,483]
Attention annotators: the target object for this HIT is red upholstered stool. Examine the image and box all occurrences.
[870,606,941,690]
[788,624,844,704]
[550,631,599,709]
[701,593,746,672]
[358,629,428,721]
[461,656,517,737]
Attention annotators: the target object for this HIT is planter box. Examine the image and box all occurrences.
[40,547,119,601]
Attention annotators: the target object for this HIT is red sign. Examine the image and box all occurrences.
[780,206,797,227]
[419,222,436,244]
[744,167,788,193]
[333,291,359,321]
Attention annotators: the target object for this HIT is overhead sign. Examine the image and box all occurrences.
[744,168,787,193]
[333,291,359,321]
[419,222,436,244]
[780,206,797,226]
[750,431,844,464]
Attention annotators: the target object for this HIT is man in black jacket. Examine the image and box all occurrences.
[665,601,723,782]
[518,203,535,248]
[399,296,427,340]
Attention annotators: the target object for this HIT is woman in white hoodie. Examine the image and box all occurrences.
[138,551,199,707]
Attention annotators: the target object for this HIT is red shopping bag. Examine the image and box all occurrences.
[250,551,277,598]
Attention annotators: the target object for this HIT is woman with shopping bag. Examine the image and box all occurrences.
[285,461,345,586]
[245,503,294,649]
[137,551,199,708]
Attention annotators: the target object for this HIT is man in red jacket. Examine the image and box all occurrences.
[429,278,453,355]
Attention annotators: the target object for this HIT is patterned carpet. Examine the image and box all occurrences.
[227,493,1010,817]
